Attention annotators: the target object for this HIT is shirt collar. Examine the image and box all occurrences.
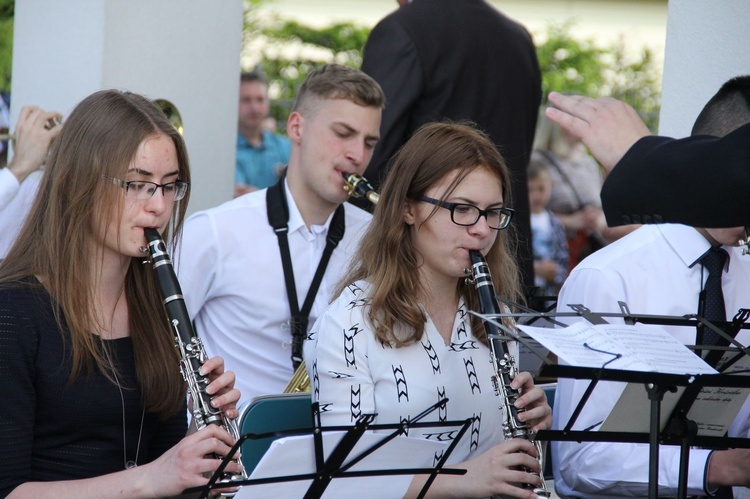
[283,178,335,238]
[658,224,731,271]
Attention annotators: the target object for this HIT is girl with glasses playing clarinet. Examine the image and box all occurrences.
[0,90,242,498]
[305,122,552,498]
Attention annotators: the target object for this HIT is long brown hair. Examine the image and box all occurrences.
[0,90,190,418]
[337,121,521,346]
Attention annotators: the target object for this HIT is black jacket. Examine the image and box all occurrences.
[602,122,750,228]
[360,0,542,293]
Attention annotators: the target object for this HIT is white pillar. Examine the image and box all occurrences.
[11,0,244,214]
[659,1,750,137]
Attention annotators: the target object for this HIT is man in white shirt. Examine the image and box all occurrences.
[552,76,750,497]
[0,106,62,258]
[176,64,384,405]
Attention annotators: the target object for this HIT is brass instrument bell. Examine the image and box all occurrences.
[154,99,184,136]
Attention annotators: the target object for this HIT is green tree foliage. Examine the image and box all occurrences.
[256,21,369,125]
[0,0,13,94]
[242,0,369,128]
[244,3,662,133]
[535,22,607,99]
[535,22,662,131]
[0,0,13,20]
[0,1,661,131]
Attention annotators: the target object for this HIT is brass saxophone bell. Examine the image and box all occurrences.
[284,361,311,393]
[154,99,184,136]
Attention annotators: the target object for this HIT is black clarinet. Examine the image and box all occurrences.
[143,228,246,494]
[467,250,550,498]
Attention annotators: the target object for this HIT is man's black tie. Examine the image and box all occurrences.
[698,247,734,499]
[699,246,728,346]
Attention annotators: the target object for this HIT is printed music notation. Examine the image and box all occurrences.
[517,322,717,375]
[518,322,750,436]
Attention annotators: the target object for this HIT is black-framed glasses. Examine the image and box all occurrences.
[419,195,514,230]
[103,176,189,201]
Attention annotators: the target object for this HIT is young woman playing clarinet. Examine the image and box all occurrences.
[0,89,242,497]
[305,122,552,498]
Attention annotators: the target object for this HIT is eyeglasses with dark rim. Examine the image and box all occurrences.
[418,195,514,230]
[103,176,189,202]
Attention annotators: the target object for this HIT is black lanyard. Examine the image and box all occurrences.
[266,177,345,369]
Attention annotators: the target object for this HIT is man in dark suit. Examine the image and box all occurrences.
[360,0,542,295]
[545,90,750,229]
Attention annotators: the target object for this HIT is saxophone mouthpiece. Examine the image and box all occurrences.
[343,173,380,205]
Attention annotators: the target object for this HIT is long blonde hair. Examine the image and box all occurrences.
[337,122,522,346]
[0,90,190,418]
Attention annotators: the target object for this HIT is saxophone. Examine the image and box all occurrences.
[283,173,379,394]
[466,250,550,498]
[143,228,247,494]
[342,172,380,205]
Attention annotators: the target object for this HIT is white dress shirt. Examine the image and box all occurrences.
[553,224,750,498]
[176,180,371,405]
[0,169,42,258]
[0,167,19,210]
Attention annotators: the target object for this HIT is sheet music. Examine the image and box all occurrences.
[603,354,750,434]
[235,431,449,498]
[686,353,750,436]
[517,322,718,375]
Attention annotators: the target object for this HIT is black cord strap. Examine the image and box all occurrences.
[267,176,345,369]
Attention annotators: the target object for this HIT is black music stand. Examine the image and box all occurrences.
[539,364,750,499]
[486,304,750,499]
[187,398,471,499]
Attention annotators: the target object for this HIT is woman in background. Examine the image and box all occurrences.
[534,118,636,269]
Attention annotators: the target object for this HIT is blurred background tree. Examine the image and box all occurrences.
[0,0,13,95]
[243,2,662,133]
[243,0,369,130]
[535,21,661,131]
[0,1,661,132]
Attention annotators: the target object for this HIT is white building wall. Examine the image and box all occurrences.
[659,1,750,137]
[11,0,244,214]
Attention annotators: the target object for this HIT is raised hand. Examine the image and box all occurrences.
[545,92,650,173]
[7,106,62,183]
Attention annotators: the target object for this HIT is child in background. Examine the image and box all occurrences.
[528,156,568,297]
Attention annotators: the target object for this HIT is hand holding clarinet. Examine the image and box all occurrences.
[143,228,246,497]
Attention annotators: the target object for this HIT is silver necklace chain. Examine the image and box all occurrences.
[105,345,146,469]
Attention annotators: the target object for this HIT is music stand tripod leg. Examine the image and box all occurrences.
[645,383,677,499]
[672,417,697,499]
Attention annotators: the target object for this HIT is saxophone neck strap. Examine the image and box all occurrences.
[266,175,346,368]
